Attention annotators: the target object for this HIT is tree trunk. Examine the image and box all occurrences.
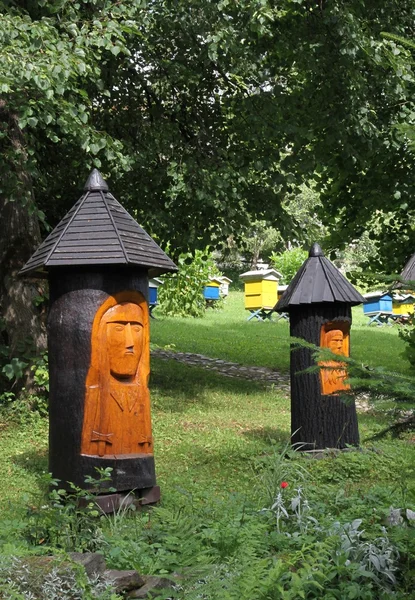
[0,103,47,393]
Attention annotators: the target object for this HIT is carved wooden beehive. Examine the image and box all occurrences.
[21,170,177,507]
[274,243,364,450]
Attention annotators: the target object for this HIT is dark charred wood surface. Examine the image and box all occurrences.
[289,303,359,450]
[47,268,155,492]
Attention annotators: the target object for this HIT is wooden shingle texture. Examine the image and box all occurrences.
[20,169,178,278]
[274,242,365,312]
[401,252,415,284]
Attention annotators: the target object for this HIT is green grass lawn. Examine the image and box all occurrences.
[0,291,413,509]
[0,291,414,598]
[151,291,412,375]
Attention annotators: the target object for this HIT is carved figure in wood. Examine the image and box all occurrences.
[319,326,350,395]
[81,292,153,457]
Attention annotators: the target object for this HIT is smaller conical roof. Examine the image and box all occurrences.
[400,252,415,285]
[274,243,365,312]
[20,169,178,278]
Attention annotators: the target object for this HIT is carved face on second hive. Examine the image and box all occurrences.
[105,303,144,380]
[326,330,344,355]
[319,323,350,395]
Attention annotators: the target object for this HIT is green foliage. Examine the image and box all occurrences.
[100,472,412,599]
[157,247,222,318]
[31,354,49,395]
[238,219,283,269]
[282,184,327,249]
[24,469,114,552]
[399,313,415,369]
[4,1,415,265]
[1,356,28,382]
[253,439,309,504]
[269,247,308,284]
[0,555,120,600]
[0,352,49,419]
[333,229,383,292]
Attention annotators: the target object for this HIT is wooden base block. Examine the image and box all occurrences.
[92,486,161,514]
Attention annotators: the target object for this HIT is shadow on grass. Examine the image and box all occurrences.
[150,357,278,413]
[151,317,291,371]
[242,426,289,445]
[12,447,48,476]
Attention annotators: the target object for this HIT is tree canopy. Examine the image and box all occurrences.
[2,1,415,264]
[2,1,415,378]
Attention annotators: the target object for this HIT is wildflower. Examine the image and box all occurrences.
[280,481,288,489]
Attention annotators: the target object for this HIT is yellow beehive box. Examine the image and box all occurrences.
[393,293,415,315]
[240,269,281,310]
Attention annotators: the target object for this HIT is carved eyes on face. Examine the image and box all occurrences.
[114,323,142,333]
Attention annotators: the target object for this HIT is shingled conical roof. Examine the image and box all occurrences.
[274,242,365,312]
[20,169,178,278]
[400,252,415,284]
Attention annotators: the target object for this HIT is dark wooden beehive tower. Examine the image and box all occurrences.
[20,169,177,509]
[274,243,364,451]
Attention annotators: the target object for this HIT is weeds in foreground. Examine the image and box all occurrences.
[0,555,120,600]
[23,469,114,552]
[0,447,413,599]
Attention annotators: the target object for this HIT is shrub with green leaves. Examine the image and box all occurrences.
[269,247,308,284]
[157,247,222,318]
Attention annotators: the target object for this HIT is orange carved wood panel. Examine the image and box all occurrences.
[81,291,153,457]
[319,322,350,395]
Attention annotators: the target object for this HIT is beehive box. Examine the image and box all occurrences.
[149,278,163,306]
[240,269,280,310]
[277,284,288,301]
[363,291,393,315]
[393,293,415,316]
[203,278,222,301]
[218,276,232,297]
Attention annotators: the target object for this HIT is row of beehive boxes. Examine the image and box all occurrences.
[235,272,415,316]
[207,269,285,309]
[155,272,415,315]
[150,276,234,306]
[363,291,415,316]
[151,271,281,308]
[238,272,415,316]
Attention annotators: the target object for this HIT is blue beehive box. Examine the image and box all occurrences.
[203,278,222,301]
[149,278,163,306]
[363,291,393,315]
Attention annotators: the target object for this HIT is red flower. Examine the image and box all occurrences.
[280,481,289,489]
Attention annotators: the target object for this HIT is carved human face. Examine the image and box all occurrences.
[105,303,144,379]
[327,330,344,355]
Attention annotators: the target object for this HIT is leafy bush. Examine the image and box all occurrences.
[269,247,308,284]
[157,247,222,318]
